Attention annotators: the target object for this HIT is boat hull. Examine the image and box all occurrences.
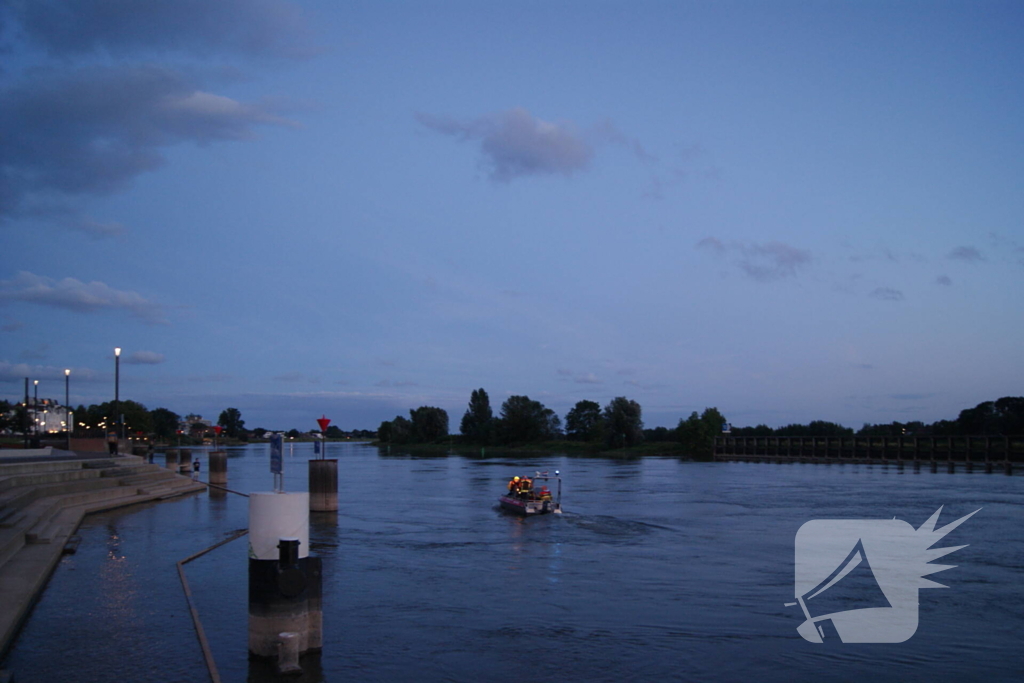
[499,495,560,516]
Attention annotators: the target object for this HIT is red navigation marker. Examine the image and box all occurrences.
[214,425,223,436]
[317,416,331,433]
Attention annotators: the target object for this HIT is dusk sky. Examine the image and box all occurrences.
[2,1,1022,432]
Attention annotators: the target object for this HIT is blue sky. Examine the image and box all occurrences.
[2,0,1022,431]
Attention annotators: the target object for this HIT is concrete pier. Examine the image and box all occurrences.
[165,449,179,471]
[308,459,338,512]
[209,451,227,486]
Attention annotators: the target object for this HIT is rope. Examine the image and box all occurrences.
[177,529,249,683]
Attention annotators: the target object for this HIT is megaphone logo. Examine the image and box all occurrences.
[788,507,979,643]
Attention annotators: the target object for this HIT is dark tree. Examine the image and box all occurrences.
[603,397,644,448]
[410,406,449,442]
[644,426,673,441]
[956,397,1024,434]
[775,421,851,437]
[731,424,774,436]
[460,388,494,444]
[99,400,151,435]
[497,395,561,444]
[218,407,245,438]
[565,400,603,442]
[391,415,412,443]
[0,400,12,433]
[699,407,727,435]
[150,407,180,439]
[325,425,345,438]
[676,411,711,457]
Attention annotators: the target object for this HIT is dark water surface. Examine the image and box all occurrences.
[4,443,1022,682]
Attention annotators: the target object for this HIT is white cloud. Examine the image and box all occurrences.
[417,107,593,182]
[0,361,97,383]
[0,271,167,324]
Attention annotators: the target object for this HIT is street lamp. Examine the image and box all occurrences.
[65,369,71,451]
[33,380,39,438]
[114,347,121,451]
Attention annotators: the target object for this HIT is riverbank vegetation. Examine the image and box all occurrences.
[375,391,1024,461]
[4,394,1021,457]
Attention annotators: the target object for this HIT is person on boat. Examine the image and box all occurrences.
[539,486,552,501]
[519,477,532,498]
[508,476,521,495]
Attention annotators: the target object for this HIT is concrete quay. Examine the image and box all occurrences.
[0,449,207,660]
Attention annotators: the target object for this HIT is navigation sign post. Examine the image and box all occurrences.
[270,433,284,491]
[316,416,331,460]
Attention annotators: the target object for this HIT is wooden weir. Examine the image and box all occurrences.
[713,435,1022,472]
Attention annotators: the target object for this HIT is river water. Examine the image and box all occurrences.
[3,443,1022,682]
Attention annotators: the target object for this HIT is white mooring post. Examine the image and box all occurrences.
[247,492,322,664]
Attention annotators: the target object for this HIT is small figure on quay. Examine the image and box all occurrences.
[192,458,201,481]
[107,431,118,455]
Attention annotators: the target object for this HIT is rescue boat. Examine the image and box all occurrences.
[499,471,562,515]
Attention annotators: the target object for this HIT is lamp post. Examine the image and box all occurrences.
[65,369,71,451]
[33,380,39,438]
[23,377,29,449]
[114,347,121,451]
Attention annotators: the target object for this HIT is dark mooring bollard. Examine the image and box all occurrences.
[165,449,180,471]
[249,493,322,663]
[308,459,339,512]
[179,448,193,475]
[209,450,227,486]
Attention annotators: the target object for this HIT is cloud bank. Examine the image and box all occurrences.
[0,66,297,220]
[1,0,314,59]
[0,271,166,323]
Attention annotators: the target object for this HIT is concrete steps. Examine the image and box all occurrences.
[0,451,208,657]
[0,527,25,570]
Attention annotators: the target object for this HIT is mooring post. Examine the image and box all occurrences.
[179,448,193,475]
[308,459,338,512]
[165,448,179,471]
[210,450,227,486]
[248,492,322,664]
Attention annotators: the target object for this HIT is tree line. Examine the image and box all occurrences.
[377,391,1024,458]
[379,389,656,449]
